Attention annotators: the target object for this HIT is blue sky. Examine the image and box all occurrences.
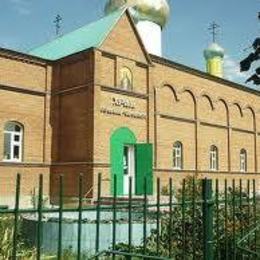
[1,0,259,86]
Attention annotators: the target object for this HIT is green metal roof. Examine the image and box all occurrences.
[28,8,125,61]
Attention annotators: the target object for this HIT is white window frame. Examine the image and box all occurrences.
[210,145,218,171]
[173,142,183,170]
[240,149,247,172]
[3,123,23,162]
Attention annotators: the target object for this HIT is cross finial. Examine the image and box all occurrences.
[54,14,62,36]
[208,21,220,43]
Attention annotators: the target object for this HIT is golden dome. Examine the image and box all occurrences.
[105,0,170,28]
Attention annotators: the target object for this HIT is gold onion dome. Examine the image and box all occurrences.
[105,0,170,28]
[204,43,224,60]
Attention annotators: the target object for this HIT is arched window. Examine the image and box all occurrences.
[173,142,183,170]
[240,149,247,172]
[210,145,218,171]
[3,122,23,162]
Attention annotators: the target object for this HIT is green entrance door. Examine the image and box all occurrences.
[110,127,153,196]
[135,143,153,195]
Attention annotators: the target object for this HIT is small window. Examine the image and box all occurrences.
[3,122,23,162]
[210,145,218,171]
[240,149,247,172]
[173,142,183,170]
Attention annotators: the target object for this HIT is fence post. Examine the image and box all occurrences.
[202,179,213,260]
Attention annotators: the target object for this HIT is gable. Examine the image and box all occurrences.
[100,12,150,64]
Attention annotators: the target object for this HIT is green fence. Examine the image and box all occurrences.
[0,173,259,259]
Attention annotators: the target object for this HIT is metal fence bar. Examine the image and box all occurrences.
[239,179,244,260]
[224,179,228,260]
[2,199,226,214]
[57,175,63,260]
[232,179,236,260]
[182,179,186,259]
[247,180,250,250]
[143,176,148,255]
[253,179,257,251]
[112,174,117,259]
[215,179,220,260]
[192,177,196,259]
[202,179,213,260]
[77,174,83,260]
[128,177,133,255]
[12,173,21,260]
[236,221,260,257]
[156,178,160,255]
[95,173,102,255]
[36,174,43,260]
[169,178,173,258]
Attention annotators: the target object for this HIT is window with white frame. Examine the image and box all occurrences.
[240,149,247,172]
[210,145,218,171]
[173,141,183,170]
[3,122,23,162]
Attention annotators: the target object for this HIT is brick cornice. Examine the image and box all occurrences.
[99,85,148,99]
[0,83,46,96]
[151,54,260,97]
[154,168,260,175]
[96,48,151,67]
[0,47,48,66]
[0,161,110,168]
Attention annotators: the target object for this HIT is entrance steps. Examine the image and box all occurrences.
[93,196,145,206]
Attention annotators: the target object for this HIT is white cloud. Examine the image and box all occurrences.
[8,0,31,16]
[223,55,249,82]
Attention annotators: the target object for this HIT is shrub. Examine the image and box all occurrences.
[0,215,36,259]
[113,176,256,259]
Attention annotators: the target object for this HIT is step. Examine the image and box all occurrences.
[94,196,145,206]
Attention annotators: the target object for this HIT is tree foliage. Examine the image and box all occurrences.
[112,177,256,259]
[240,21,260,85]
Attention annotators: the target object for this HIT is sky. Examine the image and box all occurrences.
[0,0,259,87]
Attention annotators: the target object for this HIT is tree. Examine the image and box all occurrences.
[240,14,260,85]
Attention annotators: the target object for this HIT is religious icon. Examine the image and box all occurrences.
[120,67,133,90]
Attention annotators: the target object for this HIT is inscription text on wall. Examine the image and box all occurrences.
[100,97,146,120]
[112,97,135,109]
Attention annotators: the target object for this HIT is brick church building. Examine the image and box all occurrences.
[0,1,259,205]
